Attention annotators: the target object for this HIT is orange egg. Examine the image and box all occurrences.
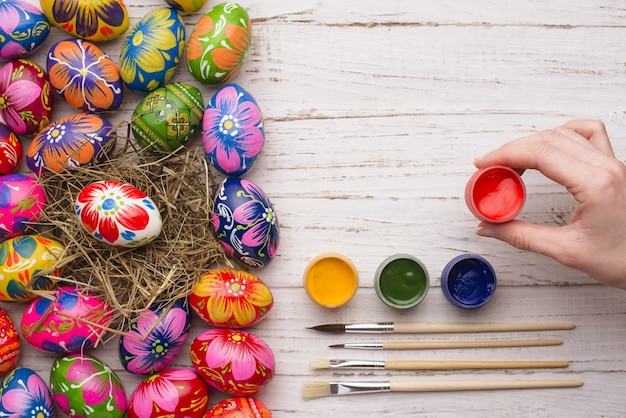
[0,308,20,374]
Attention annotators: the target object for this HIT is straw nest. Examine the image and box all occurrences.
[32,131,229,335]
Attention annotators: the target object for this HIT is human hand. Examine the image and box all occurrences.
[473,120,626,290]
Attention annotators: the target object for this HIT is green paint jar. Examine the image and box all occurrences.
[375,254,429,309]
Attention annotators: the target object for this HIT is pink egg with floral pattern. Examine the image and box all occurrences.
[0,59,53,135]
[0,173,46,242]
[75,179,162,247]
[190,328,275,396]
[20,286,113,354]
[128,368,210,418]
[189,268,273,328]
[0,125,22,174]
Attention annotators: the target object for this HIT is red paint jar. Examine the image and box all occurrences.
[465,166,526,223]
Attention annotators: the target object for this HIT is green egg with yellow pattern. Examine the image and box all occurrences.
[187,2,251,85]
[131,82,204,154]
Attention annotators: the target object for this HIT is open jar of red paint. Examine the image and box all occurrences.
[465,165,526,223]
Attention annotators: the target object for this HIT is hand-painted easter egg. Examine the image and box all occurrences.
[165,0,207,13]
[187,2,251,85]
[204,396,272,418]
[26,113,116,174]
[128,368,210,418]
[203,84,264,177]
[50,353,127,417]
[119,298,191,375]
[75,179,162,247]
[0,0,50,61]
[190,328,275,396]
[40,0,129,42]
[0,308,20,374]
[21,286,113,354]
[0,174,46,241]
[47,38,123,112]
[0,58,53,135]
[119,7,185,92]
[131,82,204,153]
[0,367,55,416]
[190,269,273,328]
[0,235,65,302]
[0,125,22,174]
[211,178,279,268]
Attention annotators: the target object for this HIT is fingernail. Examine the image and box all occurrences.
[475,225,497,238]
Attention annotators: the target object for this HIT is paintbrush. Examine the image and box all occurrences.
[310,358,569,371]
[302,378,583,400]
[329,338,563,350]
[308,321,575,334]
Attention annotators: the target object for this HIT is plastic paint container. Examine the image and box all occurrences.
[465,165,526,223]
[303,253,359,308]
[375,254,429,309]
[441,254,497,309]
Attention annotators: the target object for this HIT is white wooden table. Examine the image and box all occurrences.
[5,0,626,416]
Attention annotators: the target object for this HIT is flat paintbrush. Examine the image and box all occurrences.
[330,338,563,350]
[309,321,575,334]
[302,378,583,400]
[311,358,569,371]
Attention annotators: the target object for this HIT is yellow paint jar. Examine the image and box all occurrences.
[303,253,359,308]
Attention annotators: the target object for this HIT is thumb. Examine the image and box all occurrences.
[475,220,570,261]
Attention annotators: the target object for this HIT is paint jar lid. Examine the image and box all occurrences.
[465,165,526,223]
[441,254,497,309]
[303,253,359,308]
[374,253,429,309]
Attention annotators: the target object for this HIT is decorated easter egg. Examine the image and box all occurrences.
[203,84,264,177]
[40,0,129,42]
[204,397,272,418]
[21,286,113,354]
[50,353,127,417]
[0,308,20,374]
[0,58,53,135]
[0,367,55,416]
[190,328,275,396]
[165,0,207,13]
[47,38,123,112]
[119,7,185,92]
[190,269,273,328]
[0,235,65,302]
[0,0,50,61]
[119,298,191,375]
[0,174,46,241]
[0,125,22,174]
[131,82,204,153]
[211,178,279,268]
[26,113,116,174]
[128,368,210,418]
[187,2,251,85]
[75,179,162,247]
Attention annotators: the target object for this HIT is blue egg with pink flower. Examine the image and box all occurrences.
[203,83,265,177]
[0,367,55,417]
[211,177,279,268]
[0,0,50,61]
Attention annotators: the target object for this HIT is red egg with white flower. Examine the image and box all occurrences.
[189,268,273,328]
[127,367,210,418]
[190,328,275,396]
[75,180,162,247]
[0,308,20,374]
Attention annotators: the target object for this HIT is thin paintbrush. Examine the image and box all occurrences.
[330,338,563,350]
[302,378,583,400]
[310,358,569,371]
[309,321,575,334]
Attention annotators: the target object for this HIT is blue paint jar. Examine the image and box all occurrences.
[441,254,496,309]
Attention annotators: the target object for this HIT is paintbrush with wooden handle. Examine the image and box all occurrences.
[309,321,575,334]
[329,338,563,350]
[311,358,569,371]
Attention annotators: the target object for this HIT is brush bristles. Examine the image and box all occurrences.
[310,358,330,370]
[302,381,331,400]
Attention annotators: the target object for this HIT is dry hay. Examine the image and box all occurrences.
[32,134,229,335]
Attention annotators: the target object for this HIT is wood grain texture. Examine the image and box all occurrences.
[5,0,626,417]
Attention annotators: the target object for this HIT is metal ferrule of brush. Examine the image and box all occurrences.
[344,322,394,333]
[330,381,391,396]
[329,359,385,369]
